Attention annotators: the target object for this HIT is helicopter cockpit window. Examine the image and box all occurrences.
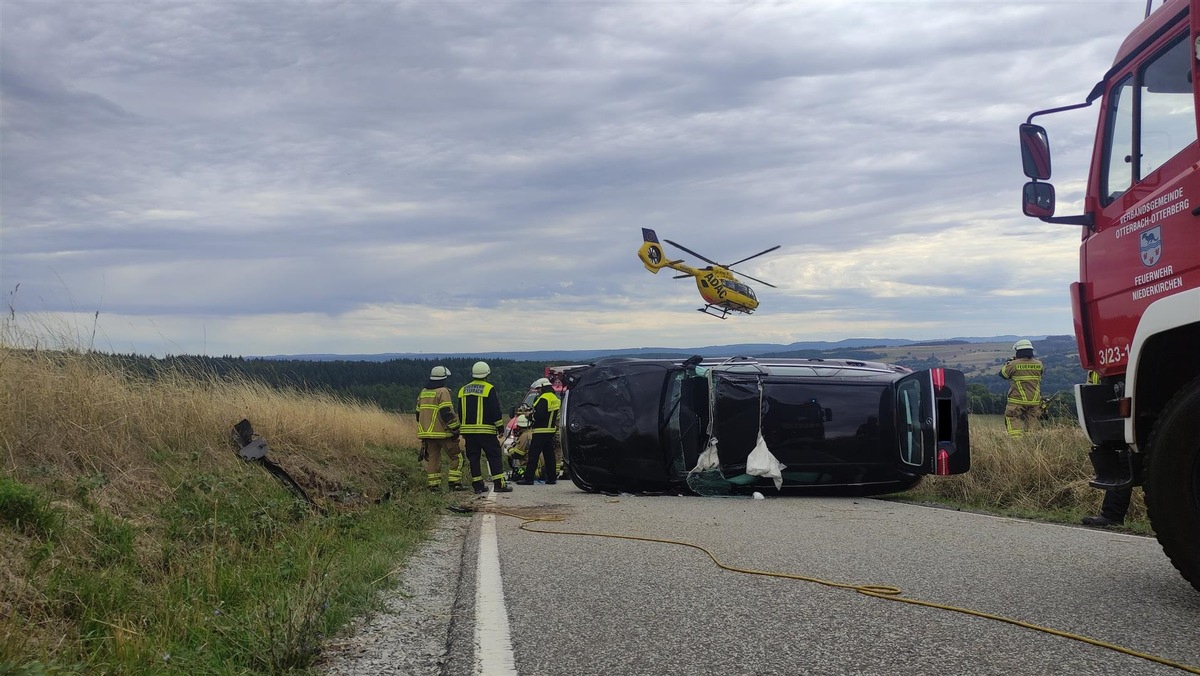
[724,280,753,298]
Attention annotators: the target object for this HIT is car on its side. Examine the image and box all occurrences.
[560,356,970,496]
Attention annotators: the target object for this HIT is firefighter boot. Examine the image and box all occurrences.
[493,477,513,493]
[472,480,488,495]
[1088,447,1133,490]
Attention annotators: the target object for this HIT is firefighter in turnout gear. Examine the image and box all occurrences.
[507,414,533,480]
[458,361,512,494]
[999,339,1044,438]
[518,378,561,485]
[415,365,464,491]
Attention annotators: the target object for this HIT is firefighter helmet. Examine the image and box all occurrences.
[471,361,491,378]
[429,365,451,380]
[532,377,552,389]
[1013,339,1034,352]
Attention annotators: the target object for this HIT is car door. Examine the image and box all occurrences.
[893,368,971,475]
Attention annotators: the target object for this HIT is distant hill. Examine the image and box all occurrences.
[114,334,1077,418]
[256,335,1040,363]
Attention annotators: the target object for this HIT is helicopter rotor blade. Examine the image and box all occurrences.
[663,239,721,267]
[726,245,781,268]
[737,272,776,288]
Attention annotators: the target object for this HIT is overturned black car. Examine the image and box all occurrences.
[560,356,970,496]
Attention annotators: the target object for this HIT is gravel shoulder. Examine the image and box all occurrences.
[317,514,471,675]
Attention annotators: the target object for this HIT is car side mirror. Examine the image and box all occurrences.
[1022,181,1056,218]
[1019,123,1051,180]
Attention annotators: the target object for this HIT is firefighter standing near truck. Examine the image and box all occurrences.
[519,378,561,485]
[415,365,464,491]
[999,339,1044,438]
[458,361,513,494]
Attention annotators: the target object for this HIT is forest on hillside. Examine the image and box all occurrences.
[93,335,1087,419]
[98,354,554,416]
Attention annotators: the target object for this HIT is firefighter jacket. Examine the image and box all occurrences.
[416,383,460,439]
[458,379,503,435]
[1000,357,1043,406]
[531,390,561,435]
[511,429,532,458]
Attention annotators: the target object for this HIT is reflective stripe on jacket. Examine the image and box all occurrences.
[531,391,561,434]
[1000,357,1043,405]
[416,386,459,439]
[458,380,503,434]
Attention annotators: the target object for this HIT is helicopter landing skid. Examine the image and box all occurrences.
[698,304,732,319]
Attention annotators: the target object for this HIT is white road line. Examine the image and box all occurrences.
[475,491,518,675]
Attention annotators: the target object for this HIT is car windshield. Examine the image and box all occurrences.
[663,369,710,475]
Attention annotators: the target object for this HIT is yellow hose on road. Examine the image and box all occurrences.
[491,508,1200,675]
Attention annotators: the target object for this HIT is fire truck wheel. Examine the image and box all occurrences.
[1144,374,1200,594]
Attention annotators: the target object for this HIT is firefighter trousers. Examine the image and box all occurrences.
[464,433,507,487]
[1004,403,1041,437]
[524,433,557,482]
[422,438,465,489]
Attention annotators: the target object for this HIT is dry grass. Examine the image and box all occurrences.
[905,415,1147,529]
[1,346,415,513]
[0,335,430,672]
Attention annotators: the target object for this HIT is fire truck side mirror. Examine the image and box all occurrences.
[1022,181,1056,218]
[1019,123,1052,180]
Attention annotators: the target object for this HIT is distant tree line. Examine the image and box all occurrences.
[97,354,555,416]
[93,333,1089,420]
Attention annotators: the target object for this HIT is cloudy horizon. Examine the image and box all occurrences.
[1,1,1149,357]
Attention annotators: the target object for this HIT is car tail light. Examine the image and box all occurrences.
[936,447,950,475]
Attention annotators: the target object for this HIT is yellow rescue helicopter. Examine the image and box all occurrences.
[637,228,780,319]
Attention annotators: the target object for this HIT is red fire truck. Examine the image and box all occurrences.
[1019,0,1200,591]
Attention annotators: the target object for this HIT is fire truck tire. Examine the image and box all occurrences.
[1144,375,1200,593]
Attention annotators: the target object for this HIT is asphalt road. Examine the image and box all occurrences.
[445,483,1200,676]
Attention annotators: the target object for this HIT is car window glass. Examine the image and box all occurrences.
[665,371,709,475]
[897,379,925,466]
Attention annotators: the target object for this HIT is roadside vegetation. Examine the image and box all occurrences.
[899,414,1150,534]
[0,329,443,674]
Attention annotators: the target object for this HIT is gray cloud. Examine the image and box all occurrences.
[0,0,1153,355]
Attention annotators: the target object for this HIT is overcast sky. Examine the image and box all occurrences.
[0,1,1154,357]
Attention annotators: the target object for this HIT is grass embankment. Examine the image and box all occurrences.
[0,346,442,674]
[899,415,1150,534]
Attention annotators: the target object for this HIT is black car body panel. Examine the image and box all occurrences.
[561,356,970,495]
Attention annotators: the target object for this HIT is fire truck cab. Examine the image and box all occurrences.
[1018,0,1200,591]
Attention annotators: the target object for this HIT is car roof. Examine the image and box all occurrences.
[590,355,911,379]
